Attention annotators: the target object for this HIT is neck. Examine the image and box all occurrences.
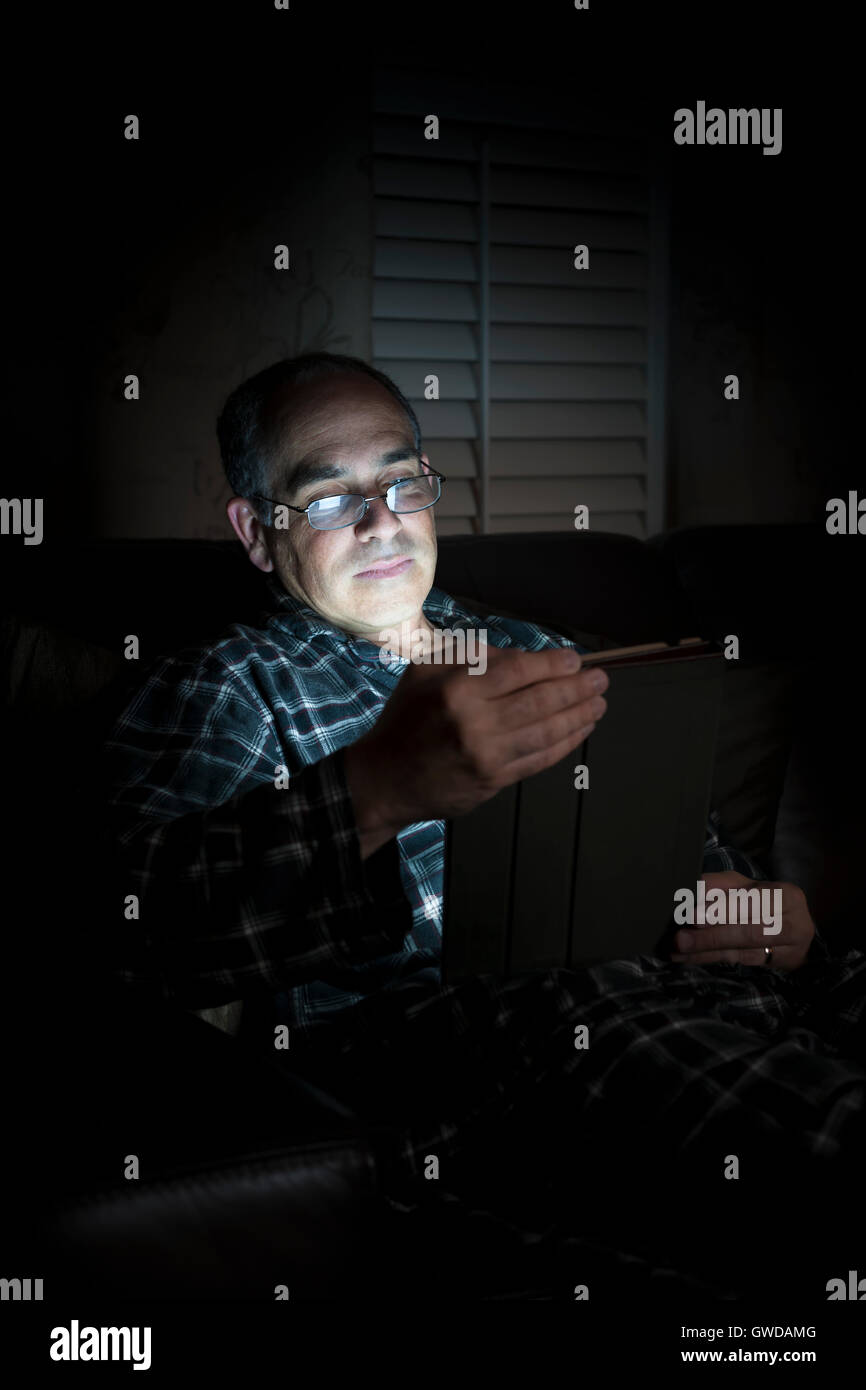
[373,611,437,659]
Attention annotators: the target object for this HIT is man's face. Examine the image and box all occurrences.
[239,373,438,644]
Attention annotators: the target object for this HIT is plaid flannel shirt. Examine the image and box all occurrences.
[100,573,828,1043]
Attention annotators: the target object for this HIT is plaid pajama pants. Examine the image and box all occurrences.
[283,948,866,1296]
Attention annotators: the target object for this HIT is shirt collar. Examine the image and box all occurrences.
[263,572,476,670]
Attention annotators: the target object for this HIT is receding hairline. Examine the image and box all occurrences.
[262,369,419,494]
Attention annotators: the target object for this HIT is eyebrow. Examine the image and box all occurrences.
[283,448,421,498]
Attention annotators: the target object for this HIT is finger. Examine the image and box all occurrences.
[479,644,585,699]
[698,874,799,909]
[698,870,753,889]
[499,717,599,783]
[427,627,491,657]
[764,881,808,918]
[494,669,609,737]
[670,947,782,967]
[495,688,608,775]
[674,921,779,954]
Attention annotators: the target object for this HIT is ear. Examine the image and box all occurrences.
[227,497,274,573]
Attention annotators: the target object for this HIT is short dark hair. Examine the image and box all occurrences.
[216,352,423,510]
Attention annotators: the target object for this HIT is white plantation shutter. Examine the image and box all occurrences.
[371,71,668,538]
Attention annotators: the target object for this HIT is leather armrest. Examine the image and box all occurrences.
[28,988,394,1300]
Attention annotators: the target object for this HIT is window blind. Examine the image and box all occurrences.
[371,70,668,539]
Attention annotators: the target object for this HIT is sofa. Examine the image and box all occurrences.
[1,523,860,1300]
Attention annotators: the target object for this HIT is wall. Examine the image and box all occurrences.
[81,85,374,539]
[17,79,839,543]
[667,118,846,529]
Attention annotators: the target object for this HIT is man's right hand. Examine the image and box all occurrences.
[344,643,608,858]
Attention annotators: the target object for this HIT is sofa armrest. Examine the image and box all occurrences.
[29,990,394,1301]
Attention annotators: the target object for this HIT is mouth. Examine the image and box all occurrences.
[354,556,414,578]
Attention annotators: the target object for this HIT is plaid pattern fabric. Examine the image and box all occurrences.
[100,572,808,1036]
[285,947,866,1296]
[297,948,866,1177]
[101,571,864,1294]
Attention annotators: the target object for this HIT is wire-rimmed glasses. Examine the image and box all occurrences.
[252,466,446,530]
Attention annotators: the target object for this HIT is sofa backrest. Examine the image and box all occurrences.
[1,525,859,946]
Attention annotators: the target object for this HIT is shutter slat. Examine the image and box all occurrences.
[372,70,658,541]
[414,402,478,438]
[373,70,644,138]
[373,156,479,202]
[487,513,646,538]
[376,198,477,241]
[492,478,645,513]
[382,363,646,402]
[492,286,647,327]
[372,321,478,358]
[422,440,477,476]
[491,364,646,401]
[488,128,648,176]
[375,239,478,281]
[374,280,479,321]
[491,441,646,476]
[492,325,645,362]
[375,282,646,327]
[383,364,644,403]
[437,478,476,515]
[492,207,648,251]
[373,114,479,162]
[376,361,478,399]
[491,246,647,289]
[491,402,645,438]
[372,115,647,175]
[491,167,648,214]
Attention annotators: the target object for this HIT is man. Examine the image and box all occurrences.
[102,352,866,1296]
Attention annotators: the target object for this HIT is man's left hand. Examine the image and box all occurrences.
[670,871,816,972]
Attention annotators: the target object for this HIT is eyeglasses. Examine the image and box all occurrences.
[252,467,446,531]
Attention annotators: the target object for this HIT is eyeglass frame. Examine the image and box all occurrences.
[250,464,447,530]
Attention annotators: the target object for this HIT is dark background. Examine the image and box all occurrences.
[2,3,857,538]
[0,0,862,1330]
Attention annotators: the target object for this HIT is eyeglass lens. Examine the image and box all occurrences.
[308,474,441,529]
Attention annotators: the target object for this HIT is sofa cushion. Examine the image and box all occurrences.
[0,614,123,710]
[435,530,689,645]
[1,527,840,924]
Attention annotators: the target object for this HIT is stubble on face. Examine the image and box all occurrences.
[261,373,439,646]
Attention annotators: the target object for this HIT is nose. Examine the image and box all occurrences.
[354,493,403,541]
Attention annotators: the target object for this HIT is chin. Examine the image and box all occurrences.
[356,582,428,627]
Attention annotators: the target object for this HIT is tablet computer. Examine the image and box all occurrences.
[441,640,724,983]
